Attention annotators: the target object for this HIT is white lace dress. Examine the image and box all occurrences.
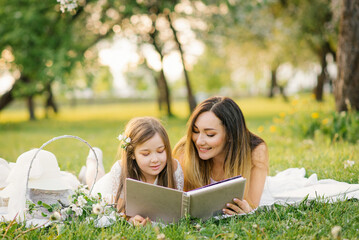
[92,159,184,203]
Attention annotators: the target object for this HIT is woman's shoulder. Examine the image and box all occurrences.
[251,142,269,167]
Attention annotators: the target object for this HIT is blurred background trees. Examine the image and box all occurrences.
[0,0,358,120]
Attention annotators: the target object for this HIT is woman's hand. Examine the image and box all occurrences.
[128,215,151,226]
[223,198,252,215]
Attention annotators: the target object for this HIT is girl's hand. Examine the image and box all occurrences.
[223,198,252,215]
[129,215,151,226]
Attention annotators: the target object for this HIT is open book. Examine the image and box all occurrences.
[125,176,246,223]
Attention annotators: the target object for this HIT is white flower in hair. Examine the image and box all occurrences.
[117,133,131,149]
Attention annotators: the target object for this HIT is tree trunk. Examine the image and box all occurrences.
[167,13,197,113]
[314,45,329,102]
[269,68,277,98]
[149,19,172,117]
[268,66,288,101]
[27,95,36,120]
[44,83,58,118]
[158,69,172,116]
[0,88,14,111]
[334,0,359,111]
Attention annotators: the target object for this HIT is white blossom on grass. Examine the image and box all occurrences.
[77,195,87,207]
[344,160,355,169]
[92,203,104,215]
[70,204,83,216]
[60,208,70,221]
[50,211,61,221]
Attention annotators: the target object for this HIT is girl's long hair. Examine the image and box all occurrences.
[178,96,264,200]
[115,117,175,212]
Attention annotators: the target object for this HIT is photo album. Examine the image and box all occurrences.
[125,176,246,223]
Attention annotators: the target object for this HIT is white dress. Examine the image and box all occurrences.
[91,159,184,203]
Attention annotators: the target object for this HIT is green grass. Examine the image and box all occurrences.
[1,94,358,239]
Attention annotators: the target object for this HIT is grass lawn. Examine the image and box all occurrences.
[0,94,358,239]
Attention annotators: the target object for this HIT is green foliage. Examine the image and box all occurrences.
[189,48,232,94]
[26,185,119,223]
[277,110,359,143]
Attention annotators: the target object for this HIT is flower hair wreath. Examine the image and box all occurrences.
[117,134,131,149]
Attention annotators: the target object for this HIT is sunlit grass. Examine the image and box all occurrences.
[1,94,359,239]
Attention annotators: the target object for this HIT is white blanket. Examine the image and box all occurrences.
[259,168,359,206]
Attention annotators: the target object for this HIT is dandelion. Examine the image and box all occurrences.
[92,203,104,215]
[331,225,341,239]
[269,125,276,133]
[311,112,319,119]
[257,126,264,133]
[344,160,355,169]
[157,233,166,240]
[50,211,61,221]
[279,112,286,118]
[321,118,329,125]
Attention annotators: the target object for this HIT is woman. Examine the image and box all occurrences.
[173,96,269,214]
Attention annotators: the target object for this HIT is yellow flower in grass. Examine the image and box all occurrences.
[279,112,286,118]
[269,125,276,133]
[257,126,264,133]
[291,99,299,106]
[273,117,282,124]
[311,112,319,119]
[322,118,329,125]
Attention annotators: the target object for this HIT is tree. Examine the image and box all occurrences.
[0,0,118,119]
[278,0,338,101]
[334,0,359,111]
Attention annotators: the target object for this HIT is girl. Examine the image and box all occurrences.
[173,96,269,215]
[84,117,183,225]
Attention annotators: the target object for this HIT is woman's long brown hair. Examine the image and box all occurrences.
[177,96,264,200]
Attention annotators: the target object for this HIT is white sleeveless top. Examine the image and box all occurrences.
[92,159,184,203]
